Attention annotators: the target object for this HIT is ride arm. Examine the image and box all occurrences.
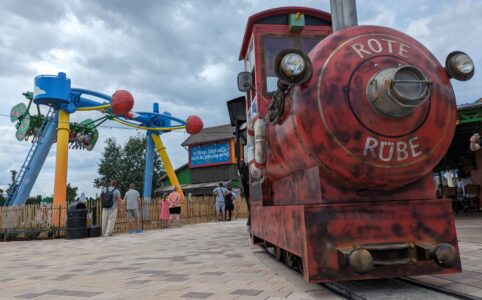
[151,134,185,200]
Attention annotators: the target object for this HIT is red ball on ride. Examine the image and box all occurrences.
[186,115,203,134]
[111,90,134,115]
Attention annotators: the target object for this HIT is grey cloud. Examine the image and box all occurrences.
[1,0,480,197]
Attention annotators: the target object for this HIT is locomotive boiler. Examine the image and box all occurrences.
[227,4,475,282]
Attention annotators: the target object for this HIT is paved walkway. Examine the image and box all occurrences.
[0,220,339,300]
[410,214,482,299]
[1,215,482,299]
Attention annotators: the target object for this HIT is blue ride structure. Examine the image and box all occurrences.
[7,72,203,217]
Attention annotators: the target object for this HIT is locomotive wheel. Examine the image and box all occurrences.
[274,246,284,262]
[297,257,304,274]
[284,251,295,268]
[263,240,272,249]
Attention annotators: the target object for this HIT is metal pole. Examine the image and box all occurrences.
[330,0,358,32]
[151,134,185,201]
[53,110,70,227]
[143,133,154,219]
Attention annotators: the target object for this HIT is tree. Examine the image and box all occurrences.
[66,183,78,203]
[0,188,5,206]
[6,169,17,195]
[94,138,122,189]
[94,134,165,196]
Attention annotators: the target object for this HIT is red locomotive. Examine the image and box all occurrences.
[227,5,475,282]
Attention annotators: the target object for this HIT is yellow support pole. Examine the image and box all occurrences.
[151,134,185,201]
[53,110,70,227]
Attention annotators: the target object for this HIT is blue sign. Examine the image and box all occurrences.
[190,142,232,167]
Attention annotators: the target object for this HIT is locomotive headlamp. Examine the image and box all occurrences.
[281,53,305,77]
[445,51,474,81]
[275,49,312,85]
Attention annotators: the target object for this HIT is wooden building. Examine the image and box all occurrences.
[156,124,240,196]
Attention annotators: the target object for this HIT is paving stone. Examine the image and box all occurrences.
[136,269,168,275]
[181,291,214,299]
[441,282,481,293]
[467,289,482,298]
[127,279,152,285]
[51,274,76,281]
[68,291,103,297]
[163,276,189,282]
[15,293,43,299]
[231,289,263,296]
[200,271,225,276]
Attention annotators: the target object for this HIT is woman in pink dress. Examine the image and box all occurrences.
[167,186,182,227]
[159,193,170,228]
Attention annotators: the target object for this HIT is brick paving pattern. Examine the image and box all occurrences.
[1,215,481,299]
[0,220,338,299]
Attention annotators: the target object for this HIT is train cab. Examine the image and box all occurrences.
[237,7,332,119]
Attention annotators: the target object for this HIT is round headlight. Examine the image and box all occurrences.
[280,53,305,77]
[274,49,312,85]
[445,51,475,81]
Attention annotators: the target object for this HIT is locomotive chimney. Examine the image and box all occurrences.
[330,0,358,32]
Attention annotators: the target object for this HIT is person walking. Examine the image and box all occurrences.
[213,183,228,221]
[124,183,142,234]
[167,186,182,227]
[101,179,122,237]
[159,193,170,228]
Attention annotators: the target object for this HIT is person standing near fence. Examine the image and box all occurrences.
[168,186,181,227]
[224,187,235,221]
[124,183,142,234]
[160,193,170,228]
[213,182,228,221]
[101,179,122,237]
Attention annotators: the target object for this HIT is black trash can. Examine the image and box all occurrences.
[67,202,87,239]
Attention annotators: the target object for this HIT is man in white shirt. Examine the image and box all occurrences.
[213,183,228,221]
[101,180,122,237]
[124,183,142,234]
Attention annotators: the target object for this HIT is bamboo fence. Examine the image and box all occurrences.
[0,196,248,241]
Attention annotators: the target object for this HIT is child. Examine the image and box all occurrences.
[167,187,182,227]
[159,193,170,228]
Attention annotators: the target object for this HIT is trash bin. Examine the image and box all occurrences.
[67,202,87,239]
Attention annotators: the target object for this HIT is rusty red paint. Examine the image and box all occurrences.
[239,7,461,283]
[266,25,456,189]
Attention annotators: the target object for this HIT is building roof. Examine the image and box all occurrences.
[239,7,332,60]
[160,163,188,181]
[435,99,482,171]
[181,124,234,146]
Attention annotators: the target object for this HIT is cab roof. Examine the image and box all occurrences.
[239,6,332,60]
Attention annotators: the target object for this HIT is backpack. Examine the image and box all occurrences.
[101,187,117,208]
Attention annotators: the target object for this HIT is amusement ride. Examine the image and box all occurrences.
[6,72,203,224]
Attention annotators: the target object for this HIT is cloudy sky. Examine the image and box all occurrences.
[0,0,481,198]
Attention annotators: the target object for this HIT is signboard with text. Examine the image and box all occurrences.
[189,142,232,168]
